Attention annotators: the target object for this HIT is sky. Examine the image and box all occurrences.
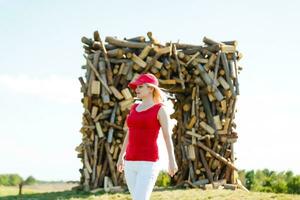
[0,0,299,181]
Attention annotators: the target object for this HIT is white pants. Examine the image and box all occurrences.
[124,160,161,200]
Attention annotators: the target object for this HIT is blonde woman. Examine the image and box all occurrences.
[116,73,178,200]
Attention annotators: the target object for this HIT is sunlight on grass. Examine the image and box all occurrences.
[1,185,300,200]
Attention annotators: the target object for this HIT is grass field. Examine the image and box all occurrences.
[1,183,300,200]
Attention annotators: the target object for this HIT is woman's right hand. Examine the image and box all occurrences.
[116,157,125,173]
[168,159,178,177]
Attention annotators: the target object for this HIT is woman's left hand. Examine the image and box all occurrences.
[168,160,178,177]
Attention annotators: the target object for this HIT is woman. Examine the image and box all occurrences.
[116,73,178,200]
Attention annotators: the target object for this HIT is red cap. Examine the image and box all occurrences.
[128,73,159,90]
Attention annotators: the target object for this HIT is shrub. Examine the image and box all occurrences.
[156,171,171,187]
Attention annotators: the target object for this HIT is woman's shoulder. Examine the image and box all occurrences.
[158,102,166,106]
[128,102,139,112]
[158,101,167,107]
[130,102,137,109]
[157,102,167,112]
[157,102,168,121]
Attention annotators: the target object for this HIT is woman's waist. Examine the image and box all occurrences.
[128,127,159,136]
[127,142,158,149]
[127,125,160,131]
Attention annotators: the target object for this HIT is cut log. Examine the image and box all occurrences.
[105,36,148,49]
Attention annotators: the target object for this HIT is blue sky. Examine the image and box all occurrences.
[0,0,299,181]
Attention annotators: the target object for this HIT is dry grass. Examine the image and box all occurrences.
[1,183,300,200]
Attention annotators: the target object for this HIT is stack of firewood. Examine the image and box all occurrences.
[75,30,243,191]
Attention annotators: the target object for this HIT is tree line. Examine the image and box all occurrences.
[0,174,36,186]
[156,168,300,194]
[1,169,300,195]
[238,169,300,194]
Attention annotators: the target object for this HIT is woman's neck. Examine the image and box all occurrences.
[140,97,155,105]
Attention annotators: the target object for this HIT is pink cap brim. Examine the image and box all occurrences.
[128,80,143,89]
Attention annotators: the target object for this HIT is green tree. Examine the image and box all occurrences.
[24,175,36,185]
[285,170,294,182]
[287,175,300,194]
[245,170,254,190]
[0,175,10,186]
[9,174,23,186]
[243,169,298,194]
[272,172,288,193]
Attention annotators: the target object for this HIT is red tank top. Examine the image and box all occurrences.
[125,102,163,162]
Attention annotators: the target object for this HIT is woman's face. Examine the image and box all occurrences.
[135,84,154,98]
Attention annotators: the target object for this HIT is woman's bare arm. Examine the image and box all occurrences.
[158,105,176,162]
[118,117,129,160]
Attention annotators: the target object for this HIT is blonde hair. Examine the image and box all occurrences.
[145,83,167,104]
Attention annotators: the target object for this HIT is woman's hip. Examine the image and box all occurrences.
[124,160,160,172]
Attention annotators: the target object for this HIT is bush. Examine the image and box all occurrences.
[156,171,171,187]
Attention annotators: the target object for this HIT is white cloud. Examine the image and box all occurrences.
[0,74,81,104]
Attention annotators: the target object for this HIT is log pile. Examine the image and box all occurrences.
[75,30,243,191]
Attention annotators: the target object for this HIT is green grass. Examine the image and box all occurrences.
[1,185,300,200]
